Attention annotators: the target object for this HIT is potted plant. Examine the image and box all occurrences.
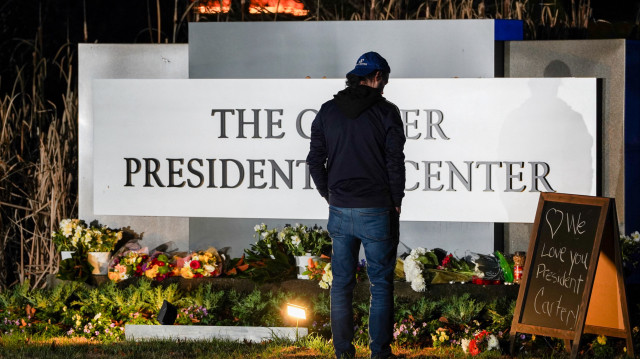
[279,224,332,279]
[83,225,123,275]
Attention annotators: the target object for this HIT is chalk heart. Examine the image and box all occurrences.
[545,208,563,239]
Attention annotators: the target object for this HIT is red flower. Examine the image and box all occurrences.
[190,260,201,269]
[469,339,480,356]
[441,254,453,267]
[158,261,165,267]
[194,273,203,278]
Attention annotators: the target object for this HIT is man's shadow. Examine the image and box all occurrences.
[498,60,594,217]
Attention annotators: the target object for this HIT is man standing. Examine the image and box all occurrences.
[306,52,405,359]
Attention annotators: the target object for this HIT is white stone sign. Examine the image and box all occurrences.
[93,78,596,222]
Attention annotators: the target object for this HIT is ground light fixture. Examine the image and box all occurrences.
[157,300,178,325]
[286,303,307,341]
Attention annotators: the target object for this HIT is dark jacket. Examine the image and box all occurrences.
[306,85,406,208]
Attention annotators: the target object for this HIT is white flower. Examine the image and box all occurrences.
[261,232,268,238]
[62,221,74,237]
[410,274,426,292]
[322,272,332,283]
[404,250,426,292]
[292,235,301,246]
[254,224,261,231]
[278,232,285,241]
[94,313,102,320]
[461,338,470,353]
[413,247,426,256]
[319,281,329,289]
[487,335,500,351]
[204,264,216,273]
[632,231,640,242]
[183,260,192,268]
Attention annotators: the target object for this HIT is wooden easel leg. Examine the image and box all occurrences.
[563,339,572,354]
[509,332,517,356]
[625,333,635,358]
[570,337,581,359]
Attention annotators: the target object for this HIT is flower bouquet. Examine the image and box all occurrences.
[142,252,176,281]
[242,224,297,283]
[460,329,500,356]
[107,248,149,282]
[304,256,333,289]
[180,248,223,279]
[279,223,332,257]
[304,257,367,289]
[52,219,87,251]
[402,247,476,291]
[85,225,122,252]
[253,223,282,258]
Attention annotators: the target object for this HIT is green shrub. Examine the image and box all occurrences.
[229,289,271,326]
[441,293,484,328]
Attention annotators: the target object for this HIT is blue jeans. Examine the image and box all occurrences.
[327,206,399,359]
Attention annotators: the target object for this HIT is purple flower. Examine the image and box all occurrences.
[95,331,99,336]
[520,334,526,340]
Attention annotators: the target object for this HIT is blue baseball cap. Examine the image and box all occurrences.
[347,51,391,77]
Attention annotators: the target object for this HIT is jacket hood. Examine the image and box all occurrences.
[333,85,384,119]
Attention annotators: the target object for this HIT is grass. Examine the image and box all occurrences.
[0,333,577,359]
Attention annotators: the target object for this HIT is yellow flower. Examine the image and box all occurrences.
[531,334,536,341]
[596,335,606,345]
[181,267,194,279]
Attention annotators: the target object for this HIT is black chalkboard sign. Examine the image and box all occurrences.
[510,193,634,359]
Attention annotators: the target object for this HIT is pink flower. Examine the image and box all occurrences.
[115,264,127,274]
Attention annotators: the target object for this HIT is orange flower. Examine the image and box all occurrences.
[108,271,121,282]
